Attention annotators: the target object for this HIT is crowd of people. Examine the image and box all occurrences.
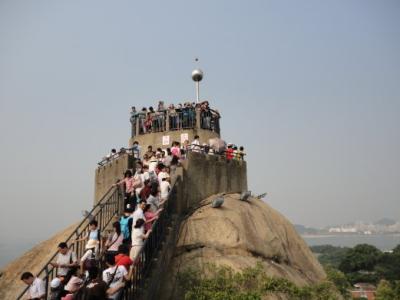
[22,136,245,300]
[130,100,220,134]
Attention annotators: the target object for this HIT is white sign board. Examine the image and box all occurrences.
[162,135,170,146]
[180,133,189,144]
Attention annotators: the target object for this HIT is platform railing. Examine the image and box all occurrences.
[17,187,123,300]
[131,108,220,137]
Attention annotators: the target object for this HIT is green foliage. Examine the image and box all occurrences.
[393,245,400,255]
[376,280,397,300]
[324,265,351,299]
[375,252,400,281]
[177,263,340,300]
[311,243,400,293]
[393,281,400,298]
[338,244,381,273]
[310,245,350,268]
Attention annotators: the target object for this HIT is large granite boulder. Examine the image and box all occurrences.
[159,193,326,299]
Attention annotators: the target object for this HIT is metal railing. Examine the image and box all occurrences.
[17,187,123,300]
[169,109,197,131]
[131,108,220,136]
[185,144,246,161]
[122,181,176,299]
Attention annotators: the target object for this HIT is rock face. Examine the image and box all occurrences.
[159,193,326,299]
[0,223,77,300]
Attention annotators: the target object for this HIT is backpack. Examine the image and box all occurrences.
[120,216,132,240]
[83,250,97,270]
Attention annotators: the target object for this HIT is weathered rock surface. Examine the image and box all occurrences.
[0,223,77,300]
[160,193,326,299]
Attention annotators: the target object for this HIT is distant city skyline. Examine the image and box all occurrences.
[0,0,399,256]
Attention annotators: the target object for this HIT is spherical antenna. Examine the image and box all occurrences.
[192,69,203,82]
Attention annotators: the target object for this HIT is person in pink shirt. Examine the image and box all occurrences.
[143,204,162,232]
[114,170,142,210]
[171,141,181,158]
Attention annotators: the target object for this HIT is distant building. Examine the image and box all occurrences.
[350,283,376,300]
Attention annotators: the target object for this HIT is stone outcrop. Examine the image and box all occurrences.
[159,193,326,299]
[0,223,77,300]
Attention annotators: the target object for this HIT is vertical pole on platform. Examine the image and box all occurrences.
[196,81,200,103]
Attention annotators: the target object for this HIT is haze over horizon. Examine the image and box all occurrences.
[1,0,399,263]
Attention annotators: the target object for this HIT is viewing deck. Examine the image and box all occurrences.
[130,107,220,137]
[129,105,222,150]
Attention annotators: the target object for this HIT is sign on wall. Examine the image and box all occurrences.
[162,135,170,146]
[180,133,189,144]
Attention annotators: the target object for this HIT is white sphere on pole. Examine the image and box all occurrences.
[192,69,203,82]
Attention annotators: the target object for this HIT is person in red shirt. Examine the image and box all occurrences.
[115,244,133,271]
[226,144,234,160]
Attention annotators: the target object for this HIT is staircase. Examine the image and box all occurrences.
[16,178,180,300]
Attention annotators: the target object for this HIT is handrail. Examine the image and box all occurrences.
[186,145,246,160]
[122,180,177,299]
[17,173,178,299]
[131,107,221,137]
[16,186,123,299]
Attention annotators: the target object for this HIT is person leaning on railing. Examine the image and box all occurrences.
[113,170,142,210]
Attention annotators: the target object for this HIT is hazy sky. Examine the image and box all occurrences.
[1,0,399,252]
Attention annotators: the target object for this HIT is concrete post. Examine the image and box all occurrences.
[166,111,170,131]
[196,108,201,130]
[135,117,139,137]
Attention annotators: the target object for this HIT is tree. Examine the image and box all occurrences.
[375,252,400,281]
[376,280,396,300]
[392,244,400,255]
[339,244,381,273]
[325,265,351,299]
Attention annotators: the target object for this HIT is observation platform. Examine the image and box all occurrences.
[129,105,221,150]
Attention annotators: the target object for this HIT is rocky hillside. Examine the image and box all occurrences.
[159,193,326,299]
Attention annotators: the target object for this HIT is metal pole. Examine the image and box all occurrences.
[196,81,200,103]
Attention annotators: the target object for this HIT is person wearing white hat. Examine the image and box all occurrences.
[49,277,66,300]
[79,239,99,274]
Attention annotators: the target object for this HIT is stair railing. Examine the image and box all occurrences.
[122,180,176,299]
[17,186,123,300]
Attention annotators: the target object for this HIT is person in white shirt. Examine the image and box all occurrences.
[132,200,146,225]
[160,177,171,201]
[163,148,173,167]
[102,255,129,300]
[148,155,158,172]
[133,162,145,195]
[146,190,167,213]
[130,219,152,261]
[50,242,78,278]
[20,272,45,300]
[191,135,201,152]
[142,165,150,182]
[157,165,170,185]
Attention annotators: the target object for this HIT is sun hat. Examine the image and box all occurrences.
[85,239,98,250]
[50,277,61,289]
